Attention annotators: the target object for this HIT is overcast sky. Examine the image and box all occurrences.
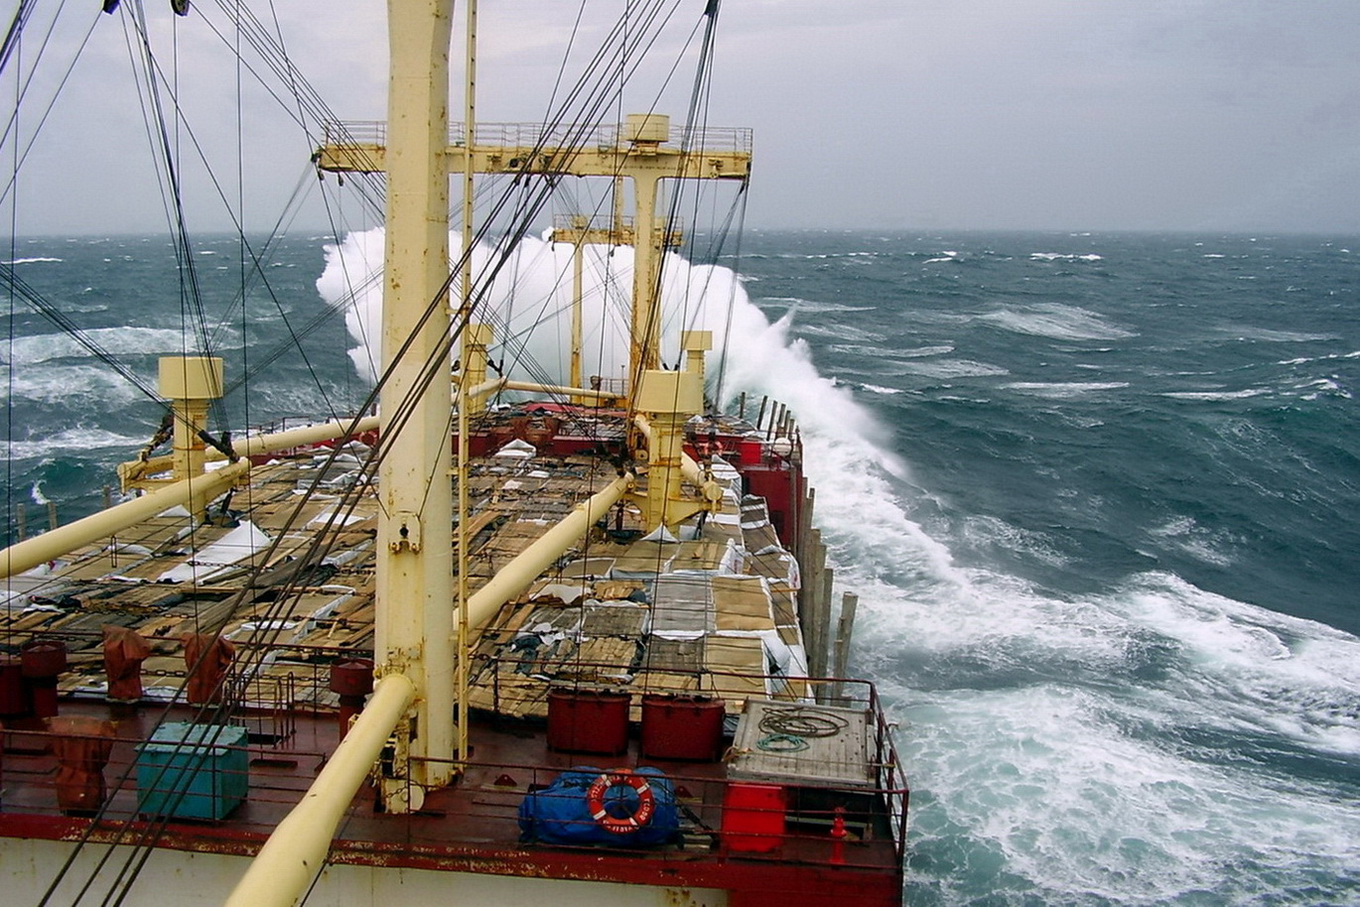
[8,1,1360,235]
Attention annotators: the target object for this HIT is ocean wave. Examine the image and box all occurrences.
[0,327,207,366]
[1277,350,1360,365]
[0,364,149,406]
[4,256,63,265]
[1161,388,1271,401]
[1149,516,1237,568]
[895,359,1010,379]
[1224,327,1339,343]
[1030,252,1103,261]
[1002,381,1130,398]
[755,295,877,314]
[4,428,148,461]
[980,303,1134,342]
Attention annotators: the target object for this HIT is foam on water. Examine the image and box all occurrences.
[1002,381,1131,397]
[0,364,150,406]
[0,327,211,366]
[980,303,1135,342]
[4,428,150,461]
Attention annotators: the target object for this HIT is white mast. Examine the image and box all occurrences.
[373,0,456,808]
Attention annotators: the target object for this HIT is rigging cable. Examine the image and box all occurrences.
[39,2,737,902]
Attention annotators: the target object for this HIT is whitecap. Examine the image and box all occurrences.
[1003,381,1129,397]
[980,303,1133,341]
[0,327,203,366]
[1162,388,1270,401]
[3,428,148,461]
[1030,252,1103,261]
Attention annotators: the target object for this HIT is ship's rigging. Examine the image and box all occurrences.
[3,2,765,905]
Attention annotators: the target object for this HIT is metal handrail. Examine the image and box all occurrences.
[321,119,753,155]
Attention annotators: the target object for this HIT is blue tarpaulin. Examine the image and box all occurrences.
[518,766,679,846]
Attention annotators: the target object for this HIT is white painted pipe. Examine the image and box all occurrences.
[127,415,382,479]
[467,377,615,402]
[223,672,416,907]
[0,460,250,580]
[466,473,632,631]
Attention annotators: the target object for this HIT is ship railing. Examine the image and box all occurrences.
[471,652,908,859]
[321,120,753,155]
[0,642,905,867]
[0,721,899,875]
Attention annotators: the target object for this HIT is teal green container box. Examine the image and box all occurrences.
[136,722,248,820]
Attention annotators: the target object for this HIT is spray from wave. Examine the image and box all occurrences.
[314,227,968,600]
[315,228,929,576]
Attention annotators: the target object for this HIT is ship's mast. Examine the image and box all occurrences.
[372,0,456,808]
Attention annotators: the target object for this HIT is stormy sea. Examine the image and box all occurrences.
[4,230,1358,905]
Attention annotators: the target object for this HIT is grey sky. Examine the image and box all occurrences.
[8,1,1360,235]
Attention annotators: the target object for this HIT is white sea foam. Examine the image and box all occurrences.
[0,327,201,366]
[778,392,1360,902]
[4,428,148,461]
[0,365,149,406]
[980,303,1134,342]
[1149,516,1237,567]
[1225,327,1338,343]
[1030,252,1103,261]
[1162,388,1271,401]
[5,256,63,265]
[886,344,955,359]
[894,359,1010,379]
[1003,381,1129,398]
[754,296,875,314]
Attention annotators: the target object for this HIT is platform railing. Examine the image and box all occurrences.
[321,120,753,155]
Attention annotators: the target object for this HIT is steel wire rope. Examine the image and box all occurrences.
[3,0,21,626]
[42,251,484,904]
[0,5,103,207]
[124,3,216,389]
[705,186,749,411]
[109,2,375,438]
[625,2,720,636]
[35,246,470,907]
[153,13,697,903]
[0,0,36,77]
[629,0,748,695]
[472,0,686,409]
[43,2,725,901]
[12,18,416,907]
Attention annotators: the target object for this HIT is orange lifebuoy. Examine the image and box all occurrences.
[585,769,656,834]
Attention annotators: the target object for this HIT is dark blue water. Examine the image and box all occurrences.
[730,231,1360,906]
[4,230,1359,905]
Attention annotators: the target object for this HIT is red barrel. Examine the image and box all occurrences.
[640,694,726,761]
[547,689,630,755]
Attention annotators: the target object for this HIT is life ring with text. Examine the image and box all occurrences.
[585,769,656,834]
